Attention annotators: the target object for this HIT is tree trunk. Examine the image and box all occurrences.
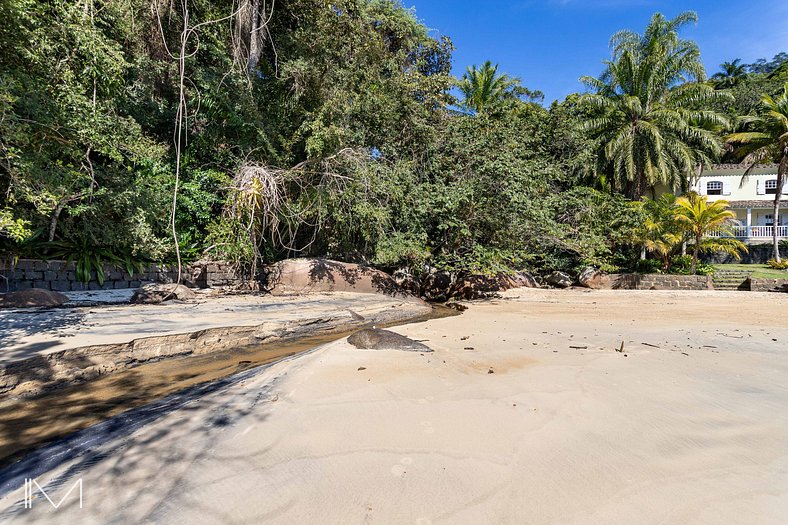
[640,244,646,260]
[48,202,66,242]
[691,234,701,274]
[48,194,83,242]
[774,152,787,262]
[248,0,261,73]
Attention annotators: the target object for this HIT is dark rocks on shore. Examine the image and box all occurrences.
[131,283,197,304]
[420,271,454,302]
[419,270,538,301]
[392,269,421,296]
[0,289,69,308]
[347,328,433,352]
[547,271,573,288]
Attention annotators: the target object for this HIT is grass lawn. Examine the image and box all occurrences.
[713,264,788,279]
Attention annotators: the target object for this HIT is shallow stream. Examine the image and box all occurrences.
[0,304,458,466]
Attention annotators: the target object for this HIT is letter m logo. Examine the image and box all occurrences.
[23,478,83,509]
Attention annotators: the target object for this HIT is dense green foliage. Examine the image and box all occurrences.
[0,1,785,280]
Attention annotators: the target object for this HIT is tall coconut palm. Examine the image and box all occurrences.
[580,12,731,199]
[458,61,535,114]
[673,193,747,274]
[711,59,748,89]
[726,82,788,262]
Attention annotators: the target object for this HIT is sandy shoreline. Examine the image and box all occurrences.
[0,291,431,398]
[1,288,788,523]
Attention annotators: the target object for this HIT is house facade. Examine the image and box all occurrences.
[690,164,787,242]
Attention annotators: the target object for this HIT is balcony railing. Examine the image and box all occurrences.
[707,225,788,238]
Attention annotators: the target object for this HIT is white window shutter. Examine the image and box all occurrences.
[722,180,731,195]
[757,180,765,195]
[699,181,707,195]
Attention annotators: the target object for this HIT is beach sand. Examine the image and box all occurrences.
[2,288,788,523]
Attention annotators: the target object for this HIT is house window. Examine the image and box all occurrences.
[706,181,723,195]
[764,214,774,226]
[765,179,779,195]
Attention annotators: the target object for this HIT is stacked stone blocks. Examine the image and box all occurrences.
[0,259,244,292]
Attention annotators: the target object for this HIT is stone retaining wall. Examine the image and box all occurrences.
[748,277,788,293]
[702,243,788,264]
[613,274,714,290]
[0,259,245,292]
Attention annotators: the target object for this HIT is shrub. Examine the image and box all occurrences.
[767,258,788,270]
[670,255,715,276]
[634,258,662,274]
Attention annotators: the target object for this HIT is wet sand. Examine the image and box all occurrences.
[2,288,788,523]
[0,302,452,465]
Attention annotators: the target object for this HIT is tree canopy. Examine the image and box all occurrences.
[0,2,785,280]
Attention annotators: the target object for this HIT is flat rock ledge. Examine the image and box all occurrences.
[0,303,430,399]
[347,328,432,352]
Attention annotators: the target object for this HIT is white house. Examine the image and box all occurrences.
[690,164,787,242]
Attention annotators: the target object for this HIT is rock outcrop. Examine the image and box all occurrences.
[347,328,432,352]
[577,267,608,289]
[419,270,538,301]
[264,258,408,297]
[392,269,421,296]
[131,283,197,304]
[420,271,454,301]
[0,289,69,309]
[546,271,573,288]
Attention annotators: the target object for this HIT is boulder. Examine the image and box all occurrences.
[448,273,517,300]
[422,270,539,301]
[547,271,573,288]
[420,270,454,301]
[0,289,69,309]
[131,283,197,304]
[347,328,432,352]
[264,258,408,297]
[512,272,539,288]
[577,267,608,289]
[392,269,420,296]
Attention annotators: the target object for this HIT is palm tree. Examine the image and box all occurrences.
[725,82,788,262]
[580,12,731,199]
[711,59,748,88]
[457,61,539,113]
[673,192,747,273]
[639,194,684,270]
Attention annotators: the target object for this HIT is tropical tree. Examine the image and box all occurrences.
[673,193,747,273]
[638,194,684,270]
[458,61,540,113]
[711,59,748,88]
[726,82,788,262]
[580,12,731,199]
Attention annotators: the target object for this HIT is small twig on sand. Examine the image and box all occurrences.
[616,341,624,353]
[641,342,660,348]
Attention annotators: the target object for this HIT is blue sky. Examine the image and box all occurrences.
[408,0,788,103]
